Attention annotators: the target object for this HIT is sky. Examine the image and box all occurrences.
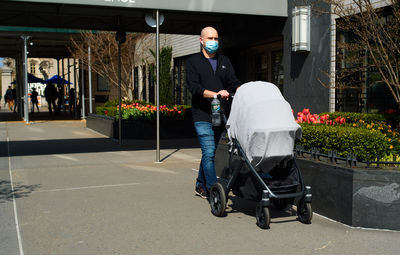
[0,58,3,67]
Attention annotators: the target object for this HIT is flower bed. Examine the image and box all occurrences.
[96,100,191,123]
[295,109,400,164]
[91,101,195,139]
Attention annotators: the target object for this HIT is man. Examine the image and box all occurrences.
[30,87,39,113]
[186,26,241,199]
[44,83,57,115]
[12,87,17,113]
[4,86,14,111]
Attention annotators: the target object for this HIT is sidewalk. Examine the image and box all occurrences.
[0,105,77,122]
[0,120,399,255]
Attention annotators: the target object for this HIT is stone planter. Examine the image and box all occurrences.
[86,113,196,139]
[86,113,115,138]
[297,158,400,231]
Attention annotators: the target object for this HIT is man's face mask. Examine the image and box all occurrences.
[204,40,219,54]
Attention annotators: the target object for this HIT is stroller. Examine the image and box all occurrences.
[210,81,312,229]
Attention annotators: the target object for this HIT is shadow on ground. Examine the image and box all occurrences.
[0,110,76,122]
[227,196,299,225]
[0,137,199,157]
[0,180,41,202]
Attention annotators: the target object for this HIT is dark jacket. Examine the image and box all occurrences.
[186,52,241,122]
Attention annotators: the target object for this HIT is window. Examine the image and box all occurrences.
[148,64,155,104]
[335,9,397,113]
[97,74,109,91]
[142,66,147,101]
[271,51,284,93]
[30,62,36,74]
[173,56,192,106]
[134,67,138,99]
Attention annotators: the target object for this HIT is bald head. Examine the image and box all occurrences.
[201,26,218,38]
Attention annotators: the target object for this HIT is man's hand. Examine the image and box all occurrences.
[217,90,230,100]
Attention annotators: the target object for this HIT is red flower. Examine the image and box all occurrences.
[302,108,310,115]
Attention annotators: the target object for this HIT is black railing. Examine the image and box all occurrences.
[295,145,400,169]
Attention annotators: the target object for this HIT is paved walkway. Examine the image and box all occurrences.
[0,118,399,255]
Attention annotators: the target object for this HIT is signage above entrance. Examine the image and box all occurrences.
[7,0,287,17]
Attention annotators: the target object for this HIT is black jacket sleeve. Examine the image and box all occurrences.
[185,58,206,97]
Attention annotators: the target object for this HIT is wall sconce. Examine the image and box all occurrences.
[292,6,311,52]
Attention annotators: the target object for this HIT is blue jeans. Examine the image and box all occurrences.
[194,121,223,190]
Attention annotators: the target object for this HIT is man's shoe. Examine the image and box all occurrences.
[195,186,209,199]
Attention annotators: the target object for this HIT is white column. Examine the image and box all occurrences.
[329,13,337,113]
[21,35,30,123]
[138,65,143,100]
[88,43,93,113]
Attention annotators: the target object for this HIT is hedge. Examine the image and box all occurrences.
[298,123,388,161]
[96,106,118,117]
[319,112,386,124]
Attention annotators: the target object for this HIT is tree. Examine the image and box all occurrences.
[69,31,146,100]
[149,46,173,106]
[325,0,400,110]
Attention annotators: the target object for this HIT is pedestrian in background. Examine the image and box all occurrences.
[31,87,39,113]
[4,86,14,111]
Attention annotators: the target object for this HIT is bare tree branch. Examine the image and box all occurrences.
[68,31,146,100]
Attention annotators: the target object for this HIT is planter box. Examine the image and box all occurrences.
[298,158,400,231]
[86,113,115,138]
[86,113,196,139]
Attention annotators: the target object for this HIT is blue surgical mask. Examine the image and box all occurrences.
[204,41,219,54]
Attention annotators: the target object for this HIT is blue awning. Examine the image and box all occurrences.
[45,75,72,85]
[11,73,45,84]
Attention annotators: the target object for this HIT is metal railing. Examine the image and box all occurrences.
[295,145,400,169]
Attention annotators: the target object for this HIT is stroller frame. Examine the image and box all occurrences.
[209,134,313,229]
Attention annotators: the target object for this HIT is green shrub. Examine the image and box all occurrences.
[298,123,388,161]
[103,99,151,107]
[319,112,386,124]
[96,106,118,117]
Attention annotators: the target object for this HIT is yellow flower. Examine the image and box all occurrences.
[353,123,356,127]
[388,129,392,133]
[388,138,392,142]
[389,145,393,150]
[388,125,391,128]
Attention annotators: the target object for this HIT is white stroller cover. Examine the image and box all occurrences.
[226,81,302,173]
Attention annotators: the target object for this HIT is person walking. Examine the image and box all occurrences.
[30,87,39,113]
[12,87,17,113]
[44,83,57,115]
[4,86,14,111]
[186,26,241,199]
[68,88,75,115]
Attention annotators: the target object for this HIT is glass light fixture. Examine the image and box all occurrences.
[292,6,311,52]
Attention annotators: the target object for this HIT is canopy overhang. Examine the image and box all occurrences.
[0,0,287,58]
[6,0,287,17]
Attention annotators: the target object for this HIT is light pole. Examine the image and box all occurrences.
[145,10,164,162]
[21,35,30,124]
[116,31,126,146]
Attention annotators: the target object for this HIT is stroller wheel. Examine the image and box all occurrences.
[255,204,270,229]
[209,183,226,217]
[297,200,313,224]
